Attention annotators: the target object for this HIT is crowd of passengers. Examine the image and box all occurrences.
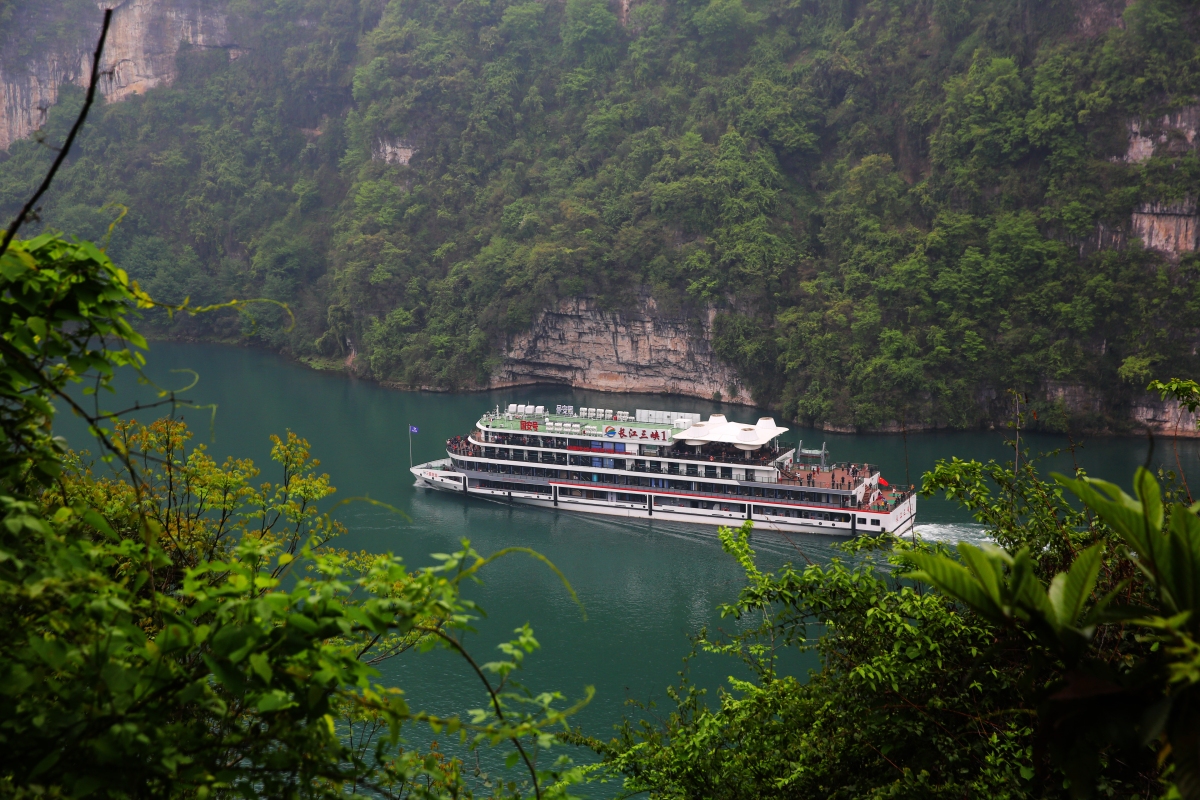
[447,435,480,456]
[679,444,779,465]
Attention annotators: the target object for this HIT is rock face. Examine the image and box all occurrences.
[1131,396,1200,438]
[1131,199,1199,254]
[1117,106,1200,257]
[492,297,753,404]
[0,0,235,151]
[1123,106,1200,165]
[372,138,416,165]
[1043,380,1200,438]
[1071,0,1133,38]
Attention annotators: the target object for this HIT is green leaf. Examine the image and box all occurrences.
[1166,504,1200,617]
[957,542,1007,603]
[255,689,297,713]
[1055,472,1161,569]
[906,550,1009,624]
[202,654,249,695]
[1048,543,1103,630]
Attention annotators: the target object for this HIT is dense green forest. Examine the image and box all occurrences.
[6,219,1200,797]
[1,0,1199,430]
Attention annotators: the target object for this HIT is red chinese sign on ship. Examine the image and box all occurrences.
[615,428,661,440]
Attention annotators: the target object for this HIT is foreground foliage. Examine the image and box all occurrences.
[584,448,1200,798]
[2,0,1199,427]
[0,233,586,797]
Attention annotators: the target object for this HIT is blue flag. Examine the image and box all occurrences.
[409,425,419,434]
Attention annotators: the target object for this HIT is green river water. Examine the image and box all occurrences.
[56,341,1200,789]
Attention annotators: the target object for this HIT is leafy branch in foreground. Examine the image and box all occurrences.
[583,449,1171,799]
[0,26,590,794]
[907,467,1200,799]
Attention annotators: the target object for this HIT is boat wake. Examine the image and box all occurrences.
[912,522,990,546]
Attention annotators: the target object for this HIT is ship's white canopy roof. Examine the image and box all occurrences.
[671,414,788,447]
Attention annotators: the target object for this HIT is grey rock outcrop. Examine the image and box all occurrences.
[0,0,235,151]
[492,297,753,404]
[1118,106,1200,257]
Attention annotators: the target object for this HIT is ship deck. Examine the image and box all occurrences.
[480,413,678,432]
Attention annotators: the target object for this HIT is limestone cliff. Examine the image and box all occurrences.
[0,0,235,151]
[1042,380,1200,438]
[1119,106,1200,257]
[491,297,753,405]
[1130,395,1200,439]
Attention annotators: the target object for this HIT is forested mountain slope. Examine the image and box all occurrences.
[1,0,1198,432]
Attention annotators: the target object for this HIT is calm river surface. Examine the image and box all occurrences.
[56,341,1200,788]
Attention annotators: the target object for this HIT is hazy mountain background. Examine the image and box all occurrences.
[1,0,1197,431]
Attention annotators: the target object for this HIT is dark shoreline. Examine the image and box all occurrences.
[140,334,1198,439]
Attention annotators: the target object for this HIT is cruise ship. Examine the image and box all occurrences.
[410,403,916,536]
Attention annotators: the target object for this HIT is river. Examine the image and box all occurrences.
[55,341,1200,790]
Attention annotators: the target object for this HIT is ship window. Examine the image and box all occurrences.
[668,462,680,475]
[871,519,880,525]
[603,458,615,469]
[704,466,717,478]
[614,443,625,453]
[686,464,698,477]
[858,517,867,524]
[616,493,646,504]
[592,441,603,451]
[720,467,732,479]
[592,457,603,468]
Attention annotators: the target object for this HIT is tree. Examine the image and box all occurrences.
[584,447,1175,798]
[0,26,588,795]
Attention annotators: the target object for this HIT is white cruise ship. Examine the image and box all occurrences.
[410,403,916,536]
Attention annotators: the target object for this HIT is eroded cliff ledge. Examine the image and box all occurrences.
[491,297,753,405]
[0,0,234,151]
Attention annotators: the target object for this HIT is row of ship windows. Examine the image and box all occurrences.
[472,480,880,523]
[475,434,664,453]
[458,460,840,504]
[453,455,782,489]
[473,448,763,479]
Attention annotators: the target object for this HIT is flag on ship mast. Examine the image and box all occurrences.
[408,425,418,467]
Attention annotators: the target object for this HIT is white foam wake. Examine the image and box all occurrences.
[912,522,990,546]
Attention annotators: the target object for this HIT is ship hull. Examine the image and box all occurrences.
[410,461,917,538]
